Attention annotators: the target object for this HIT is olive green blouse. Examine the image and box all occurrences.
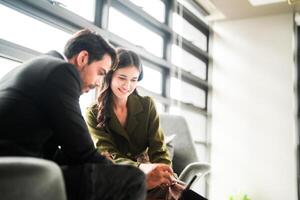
[85,94,171,167]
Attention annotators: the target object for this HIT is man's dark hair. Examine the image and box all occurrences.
[64,29,117,68]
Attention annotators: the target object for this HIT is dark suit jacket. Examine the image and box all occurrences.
[0,51,110,165]
[86,94,171,166]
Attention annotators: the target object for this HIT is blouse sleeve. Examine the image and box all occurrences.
[146,97,172,165]
[85,107,139,166]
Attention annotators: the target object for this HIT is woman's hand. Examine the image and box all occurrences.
[169,181,185,199]
[100,151,114,163]
[139,163,173,190]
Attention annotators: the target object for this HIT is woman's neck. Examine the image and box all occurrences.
[112,95,128,127]
[113,96,127,111]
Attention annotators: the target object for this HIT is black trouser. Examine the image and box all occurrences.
[61,164,146,200]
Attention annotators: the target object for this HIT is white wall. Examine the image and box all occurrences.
[210,13,297,200]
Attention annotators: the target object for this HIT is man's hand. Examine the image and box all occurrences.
[139,163,173,190]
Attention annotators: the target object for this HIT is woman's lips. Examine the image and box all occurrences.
[118,88,129,94]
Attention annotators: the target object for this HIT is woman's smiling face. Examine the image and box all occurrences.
[110,65,140,100]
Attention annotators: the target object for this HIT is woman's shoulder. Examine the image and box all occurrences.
[130,94,154,105]
[86,102,98,115]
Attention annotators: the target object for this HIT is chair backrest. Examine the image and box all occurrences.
[159,114,198,175]
[179,162,210,183]
[0,157,66,200]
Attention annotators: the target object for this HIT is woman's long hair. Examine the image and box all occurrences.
[96,48,143,128]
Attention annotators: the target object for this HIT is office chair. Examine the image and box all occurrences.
[159,114,211,184]
[0,157,66,200]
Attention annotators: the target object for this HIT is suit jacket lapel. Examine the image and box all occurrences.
[108,95,143,142]
[126,94,143,135]
[109,111,131,141]
[107,98,130,141]
[108,94,143,142]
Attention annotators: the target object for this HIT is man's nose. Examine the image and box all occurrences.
[95,77,102,87]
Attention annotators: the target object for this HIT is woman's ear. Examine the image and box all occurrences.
[76,50,89,69]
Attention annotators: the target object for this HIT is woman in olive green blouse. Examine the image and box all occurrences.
[85,48,175,190]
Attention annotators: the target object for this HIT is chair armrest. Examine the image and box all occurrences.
[0,157,66,200]
[178,162,210,183]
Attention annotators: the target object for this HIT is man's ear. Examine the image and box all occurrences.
[76,50,89,70]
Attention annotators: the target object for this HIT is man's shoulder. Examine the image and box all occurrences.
[20,53,82,92]
[20,53,68,75]
[35,54,68,68]
[31,54,79,81]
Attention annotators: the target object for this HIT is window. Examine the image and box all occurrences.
[0,4,71,53]
[153,99,164,113]
[79,89,96,116]
[171,44,206,80]
[108,7,164,58]
[177,0,207,22]
[170,77,206,108]
[57,0,96,22]
[195,144,206,161]
[128,0,165,22]
[0,57,20,79]
[173,13,207,51]
[139,64,163,94]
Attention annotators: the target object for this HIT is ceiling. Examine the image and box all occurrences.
[197,0,300,21]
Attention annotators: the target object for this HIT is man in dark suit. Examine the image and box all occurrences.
[0,29,146,200]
